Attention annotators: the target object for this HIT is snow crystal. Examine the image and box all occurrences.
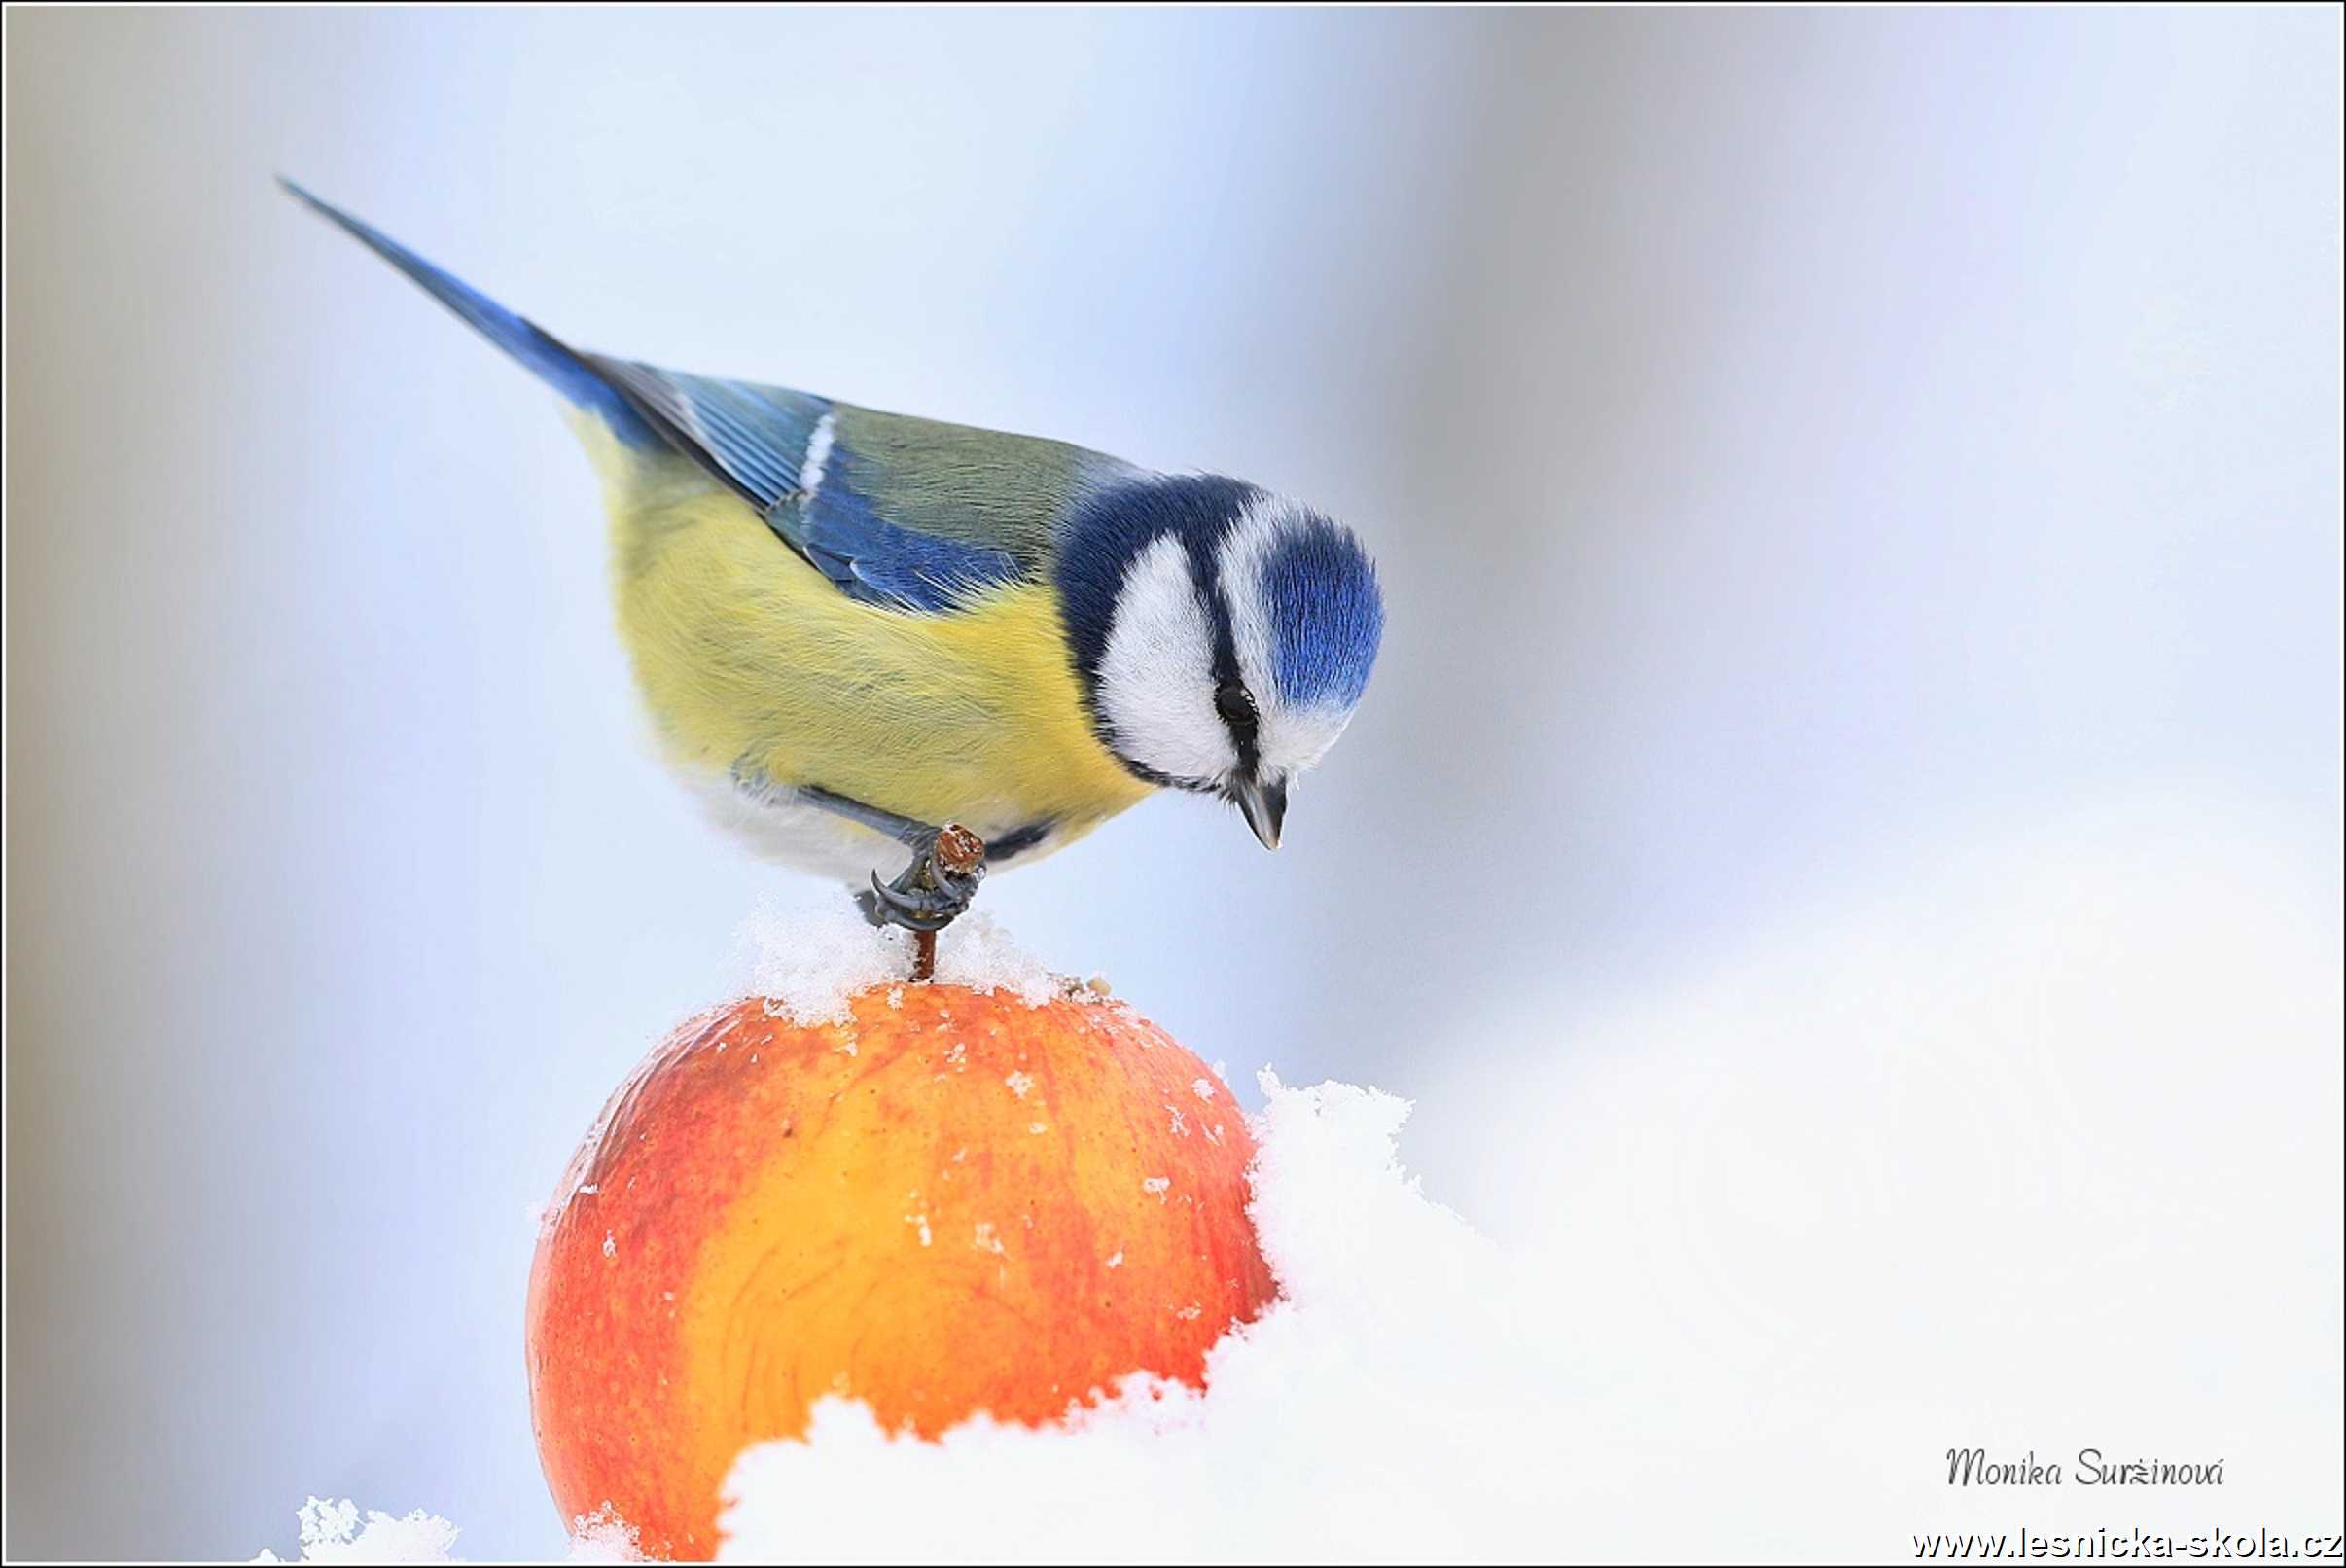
[925,909,1073,1009]
[735,898,909,1025]
[1004,1070,1034,1099]
[562,1510,644,1564]
[253,1498,460,1564]
[255,1498,642,1563]
[737,898,1088,1022]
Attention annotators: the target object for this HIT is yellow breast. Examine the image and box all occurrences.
[576,418,1154,869]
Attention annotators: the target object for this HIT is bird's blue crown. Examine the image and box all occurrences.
[1257,508,1384,711]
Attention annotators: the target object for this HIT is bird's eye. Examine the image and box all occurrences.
[1214,679,1257,729]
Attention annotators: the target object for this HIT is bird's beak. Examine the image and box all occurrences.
[1231,776,1287,851]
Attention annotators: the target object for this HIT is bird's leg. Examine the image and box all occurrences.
[867,822,988,941]
[799,787,989,940]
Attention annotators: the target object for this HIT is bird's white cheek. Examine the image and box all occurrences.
[1258,704,1353,779]
[1096,535,1235,783]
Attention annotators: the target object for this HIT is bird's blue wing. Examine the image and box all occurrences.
[588,357,1122,615]
[585,359,826,509]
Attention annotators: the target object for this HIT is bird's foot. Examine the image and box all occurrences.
[861,823,987,935]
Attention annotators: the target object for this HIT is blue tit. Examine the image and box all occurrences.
[284,181,1384,932]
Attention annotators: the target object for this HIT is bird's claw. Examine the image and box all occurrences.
[860,824,987,934]
[865,870,969,932]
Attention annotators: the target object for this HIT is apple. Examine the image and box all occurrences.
[526,981,1275,1558]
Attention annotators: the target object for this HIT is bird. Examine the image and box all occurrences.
[283,180,1384,934]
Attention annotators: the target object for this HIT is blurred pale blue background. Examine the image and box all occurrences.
[5,7,2338,1560]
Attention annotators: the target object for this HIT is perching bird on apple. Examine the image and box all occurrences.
[284,181,1384,933]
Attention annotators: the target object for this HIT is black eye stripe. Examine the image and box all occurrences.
[1177,530,1260,777]
[1214,677,1261,779]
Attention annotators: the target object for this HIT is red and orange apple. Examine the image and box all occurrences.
[526,980,1275,1559]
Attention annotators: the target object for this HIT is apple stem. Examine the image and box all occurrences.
[912,929,938,982]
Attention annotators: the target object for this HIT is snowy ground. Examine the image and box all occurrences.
[262,793,2343,1563]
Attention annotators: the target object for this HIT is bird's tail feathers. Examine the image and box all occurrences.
[278,177,656,445]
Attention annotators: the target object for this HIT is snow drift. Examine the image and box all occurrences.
[262,793,2344,1562]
